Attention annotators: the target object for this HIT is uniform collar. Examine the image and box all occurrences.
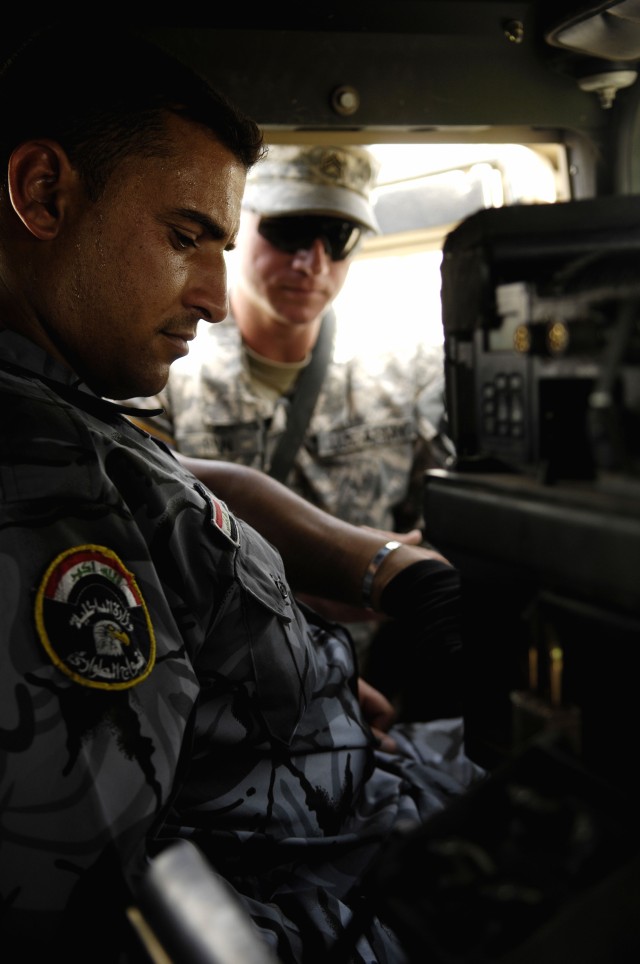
[0,328,162,417]
[0,328,97,396]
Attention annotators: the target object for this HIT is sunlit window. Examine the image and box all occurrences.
[333,143,568,361]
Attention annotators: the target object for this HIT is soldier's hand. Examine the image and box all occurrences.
[357,677,398,752]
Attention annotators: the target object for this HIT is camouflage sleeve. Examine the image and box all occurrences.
[413,341,449,446]
[390,342,453,531]
[0,391,199,941]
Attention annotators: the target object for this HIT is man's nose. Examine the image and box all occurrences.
[291,237,332,273]
[189,258,229,323]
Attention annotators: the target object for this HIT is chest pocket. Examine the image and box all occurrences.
[209,422,266,460]
[175,422,267,463]
[232,522,312,746]
[312,418,417,458]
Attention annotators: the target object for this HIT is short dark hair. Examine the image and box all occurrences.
[0,27,265,200]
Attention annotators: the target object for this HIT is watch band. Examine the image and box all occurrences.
[362,540,402,609]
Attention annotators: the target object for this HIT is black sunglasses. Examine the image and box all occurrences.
[257,215,363,261]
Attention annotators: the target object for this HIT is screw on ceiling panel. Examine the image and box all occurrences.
[331,85,360,116]
[503,19,524,44]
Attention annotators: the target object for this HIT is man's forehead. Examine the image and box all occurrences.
[133,121,246,202]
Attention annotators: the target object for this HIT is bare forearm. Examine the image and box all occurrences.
[177,455,449,610]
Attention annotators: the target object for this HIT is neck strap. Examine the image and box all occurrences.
[267,310,336,484]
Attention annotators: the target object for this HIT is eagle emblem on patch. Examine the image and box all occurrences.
[34,545,156,689]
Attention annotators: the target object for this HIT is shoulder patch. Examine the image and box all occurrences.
[34,546,156,690]
[194,482,241,547]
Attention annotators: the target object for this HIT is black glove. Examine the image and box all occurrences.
[366,560,463,721]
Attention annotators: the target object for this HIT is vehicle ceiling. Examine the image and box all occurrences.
[3,3,639,146]
[135,2,640,145]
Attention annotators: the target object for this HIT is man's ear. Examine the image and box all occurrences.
[7,140,74,240]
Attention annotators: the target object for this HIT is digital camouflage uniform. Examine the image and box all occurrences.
[125,315,452,534]
[0,329,484,961]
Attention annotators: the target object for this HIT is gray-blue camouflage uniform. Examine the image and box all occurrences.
[0,329,484,961]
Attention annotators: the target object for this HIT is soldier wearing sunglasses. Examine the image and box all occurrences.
[124,144,456,717]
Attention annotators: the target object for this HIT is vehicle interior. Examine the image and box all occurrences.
[5,4,640,961]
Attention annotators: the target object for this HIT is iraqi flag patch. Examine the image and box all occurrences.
[194,482,240,547]
[35,545,156,690]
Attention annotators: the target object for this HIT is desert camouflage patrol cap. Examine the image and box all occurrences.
[243,144,380,233]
